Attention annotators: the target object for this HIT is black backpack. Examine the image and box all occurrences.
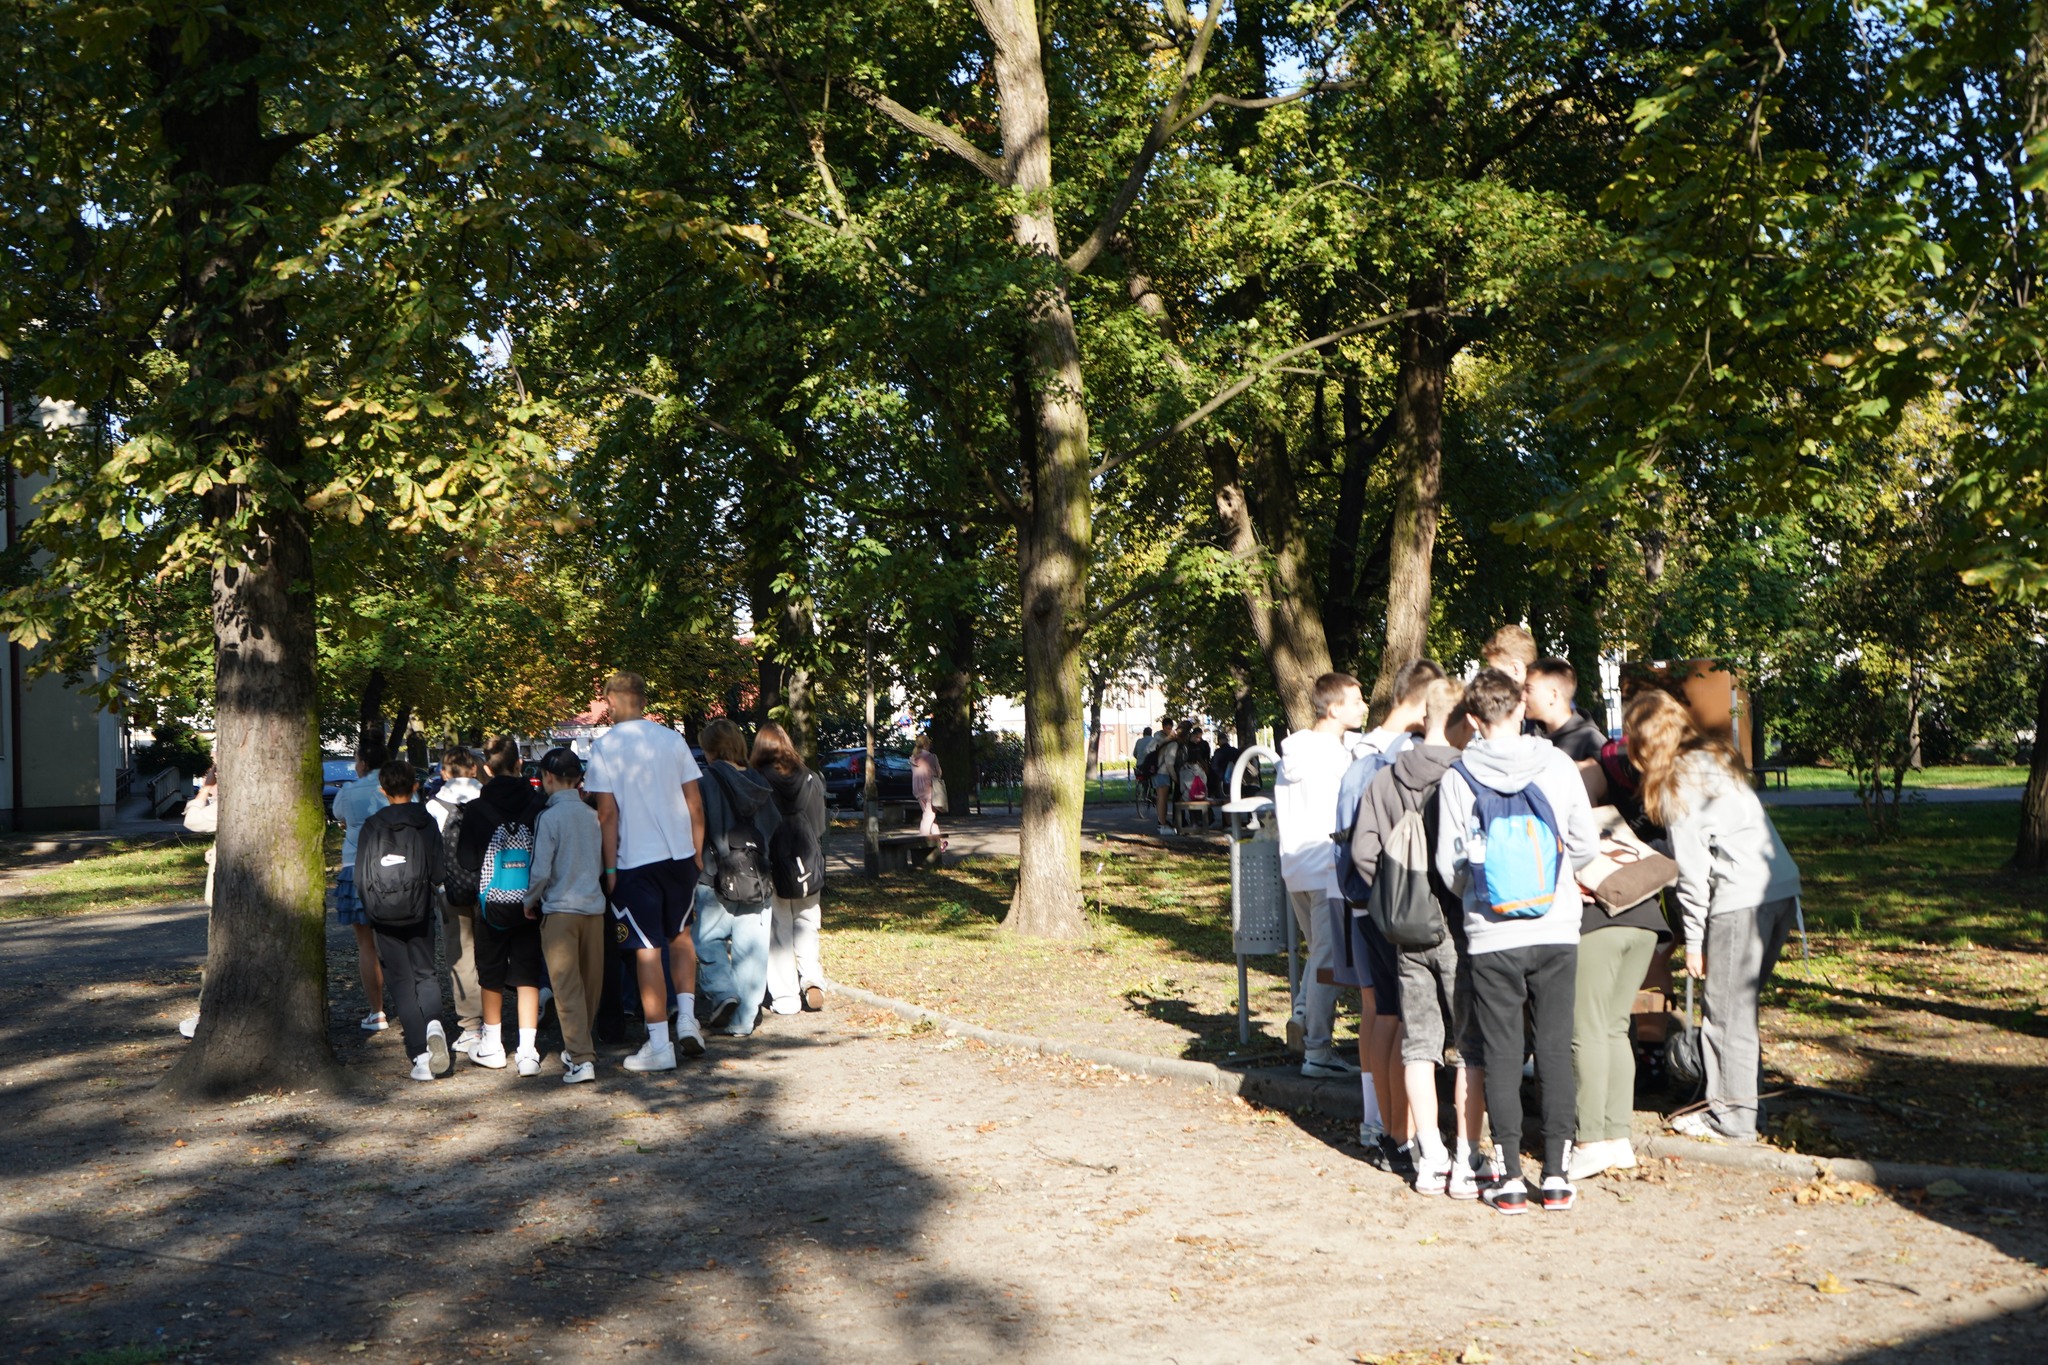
[768,771,825,900]
[358,810,438,929]
[706,766,774,904]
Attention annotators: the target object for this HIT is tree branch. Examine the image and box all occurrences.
[1165,78,1364,141]
[1093,307,1454,481]
[1062,0,1225,276]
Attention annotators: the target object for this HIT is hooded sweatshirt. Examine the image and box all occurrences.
[1434,733,1599,955]
[427,775,481,840]
[1666,751,1802,944]
[758,762,828,892]
[699,762,780,890]
[529,787,605,915]
[1348,743,1465,928]
[1275,728,1364,898]
[1540,711,1606,763]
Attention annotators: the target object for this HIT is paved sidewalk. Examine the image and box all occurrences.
[2,903,2046,1362]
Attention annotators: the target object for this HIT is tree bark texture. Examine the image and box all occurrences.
[980,0,1091,937]
[152,12,340,1098]
[1370,273,1450,711]
[1207,437,1332,733]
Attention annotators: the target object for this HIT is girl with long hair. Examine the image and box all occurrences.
[753,722,829,1013]
[1623,690,1801,1143]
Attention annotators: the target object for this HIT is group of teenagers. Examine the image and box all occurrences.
[1274,626,1804,1216]
[326,671,832,1085]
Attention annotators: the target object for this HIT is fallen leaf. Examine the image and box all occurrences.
[1925,1178,1970,1198]
[1461,1343,1495,1364]
[39,1283,110,1305]
[1815,1271,1851,1295]
[976,1122,998,1134]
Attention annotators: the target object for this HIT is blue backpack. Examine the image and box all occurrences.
[1452,759,1564,918]
[1331,747,1395,905]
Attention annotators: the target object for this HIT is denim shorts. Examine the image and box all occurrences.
[328,868,369,927]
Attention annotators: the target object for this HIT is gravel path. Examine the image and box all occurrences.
[1,903,2044,1363]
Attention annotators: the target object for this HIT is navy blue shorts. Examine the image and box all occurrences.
[611,857,700,952]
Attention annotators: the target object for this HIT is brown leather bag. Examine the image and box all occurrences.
[1578,805,1680,915]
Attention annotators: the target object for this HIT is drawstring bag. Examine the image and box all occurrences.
[1665,974,1705,1096]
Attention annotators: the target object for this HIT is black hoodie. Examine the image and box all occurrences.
[700,762,779,880]
[449,774,548,901]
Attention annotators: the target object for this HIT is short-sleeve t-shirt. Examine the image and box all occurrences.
[334,773,389,868]
[584,719,704,870]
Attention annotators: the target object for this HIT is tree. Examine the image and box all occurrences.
[0,1,718,1095]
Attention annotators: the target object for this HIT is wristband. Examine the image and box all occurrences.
[604,867,617,876]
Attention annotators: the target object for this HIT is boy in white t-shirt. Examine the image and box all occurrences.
[585,671,709,1072]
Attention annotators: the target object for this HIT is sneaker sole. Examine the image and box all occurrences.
[1543,1194,1577,1211]
[707,1000,740,1029]
[563,1069,595,1085]
[427,1034,452,1077]
[471,1054,507,1070]
[623,1057,676,1072]
[1447,1186,1479,1202]
[676,1033,707,1058]
[1482,1197,1529,1215]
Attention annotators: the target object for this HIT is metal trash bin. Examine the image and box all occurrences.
[1224,745,1292,1045]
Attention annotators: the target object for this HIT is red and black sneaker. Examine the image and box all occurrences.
[1540,1176,1578,1211]
[1480,1177,1529,1215]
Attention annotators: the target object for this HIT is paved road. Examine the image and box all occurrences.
[2,902,2046,1362]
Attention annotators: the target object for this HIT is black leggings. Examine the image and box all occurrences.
[373,919,443,1059]
[1468,943,1578,1182]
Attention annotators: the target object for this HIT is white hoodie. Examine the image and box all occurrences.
[1666,751,1803,943]
[1275,728,1365,898]
[427,775,482,840]
[1435,733,1598,955]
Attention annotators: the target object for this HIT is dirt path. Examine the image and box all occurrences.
[1,904,2044,1363]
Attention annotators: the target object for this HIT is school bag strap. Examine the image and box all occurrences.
[1450,758,1566,919]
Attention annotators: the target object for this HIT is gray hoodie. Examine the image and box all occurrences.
[529,788,605,915]
[1434,733,1599,955]
[1667,752,1802,943]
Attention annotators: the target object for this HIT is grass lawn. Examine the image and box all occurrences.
[1780,764,2028,791]
[0,837,208,920]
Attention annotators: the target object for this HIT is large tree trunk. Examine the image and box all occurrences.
[1208,437,1333,732]
[358,666,387,757]
[983,0,1091,938]
[1370,272,1449,710]
[154,12,339,1097]
[2014,646,2048,872]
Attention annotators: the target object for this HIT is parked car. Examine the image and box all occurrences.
[820,748,916,809]
[321,757,358,816]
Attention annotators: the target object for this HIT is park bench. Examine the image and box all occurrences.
[1752,761,1789,789]
[875,833,942,872]
[1172,799,1218,831]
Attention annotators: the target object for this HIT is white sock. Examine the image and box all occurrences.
[1359,1073,1382,1127]
[1456,1138,1474,1169]
[482,1023,501,1045]
[1419,1131,1449,1164]
[675,992,694,1024]
[518,1028,537,1053]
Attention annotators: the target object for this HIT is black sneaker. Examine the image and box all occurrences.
[1481,1177,1529,1215]
[1540,1176,1577,1211]
[1385,1136,1418,1182]
[707,997,741,1030]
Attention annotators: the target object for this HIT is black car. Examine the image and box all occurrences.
[821,749,916,809]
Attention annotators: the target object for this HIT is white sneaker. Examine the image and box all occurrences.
[1300,1049,1361,1079]
[516,1047,541,1077]
[562,1061,596,1085]
[410,1052,435,1082]
[425,1020,452,1077]
[1567,1139,1615,1182]
[452,1029,481,1055]
[177,1013,199,1039]
[1412,1152,1453,1196]
[360,1011,389,1033]
[1156,824,1177,837]
[1610,1138,1639,1170]
[1447,1160,1479,1201]
[470,1037,508,1069]
[623,1037,676,1072]
[674,1014,707,1059]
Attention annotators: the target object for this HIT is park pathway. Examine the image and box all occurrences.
[0,903,2044,1363]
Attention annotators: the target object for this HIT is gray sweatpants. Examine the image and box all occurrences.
[1287,889,1339,1053]
[1701,897,1800,1138]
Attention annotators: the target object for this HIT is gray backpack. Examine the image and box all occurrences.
[1365,807,1446,949]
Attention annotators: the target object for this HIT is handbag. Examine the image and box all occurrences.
[1578,805,1680,915]
[1665,974,1705,1095]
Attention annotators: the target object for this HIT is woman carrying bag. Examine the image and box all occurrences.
[1623,689,1801,1144]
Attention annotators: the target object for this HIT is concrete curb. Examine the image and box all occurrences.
[827,979,2048,1202]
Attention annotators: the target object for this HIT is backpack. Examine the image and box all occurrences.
[478,815,537,931]
[1331,748,1394,906]
[1185,770,1207,801]
[1365,807,1446,948]
[1452,758,1565,918]
[767,771,825,901]
[359,811,438,929]
[707,766,774,904]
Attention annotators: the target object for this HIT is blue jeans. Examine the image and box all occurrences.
[692,883,771,1034]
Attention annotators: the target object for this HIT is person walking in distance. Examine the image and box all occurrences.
[458,737,549,1074]
[586,672,709,1071]
[330,743,391,1034]
[754,722,829,1015]
[911,732,945,843]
